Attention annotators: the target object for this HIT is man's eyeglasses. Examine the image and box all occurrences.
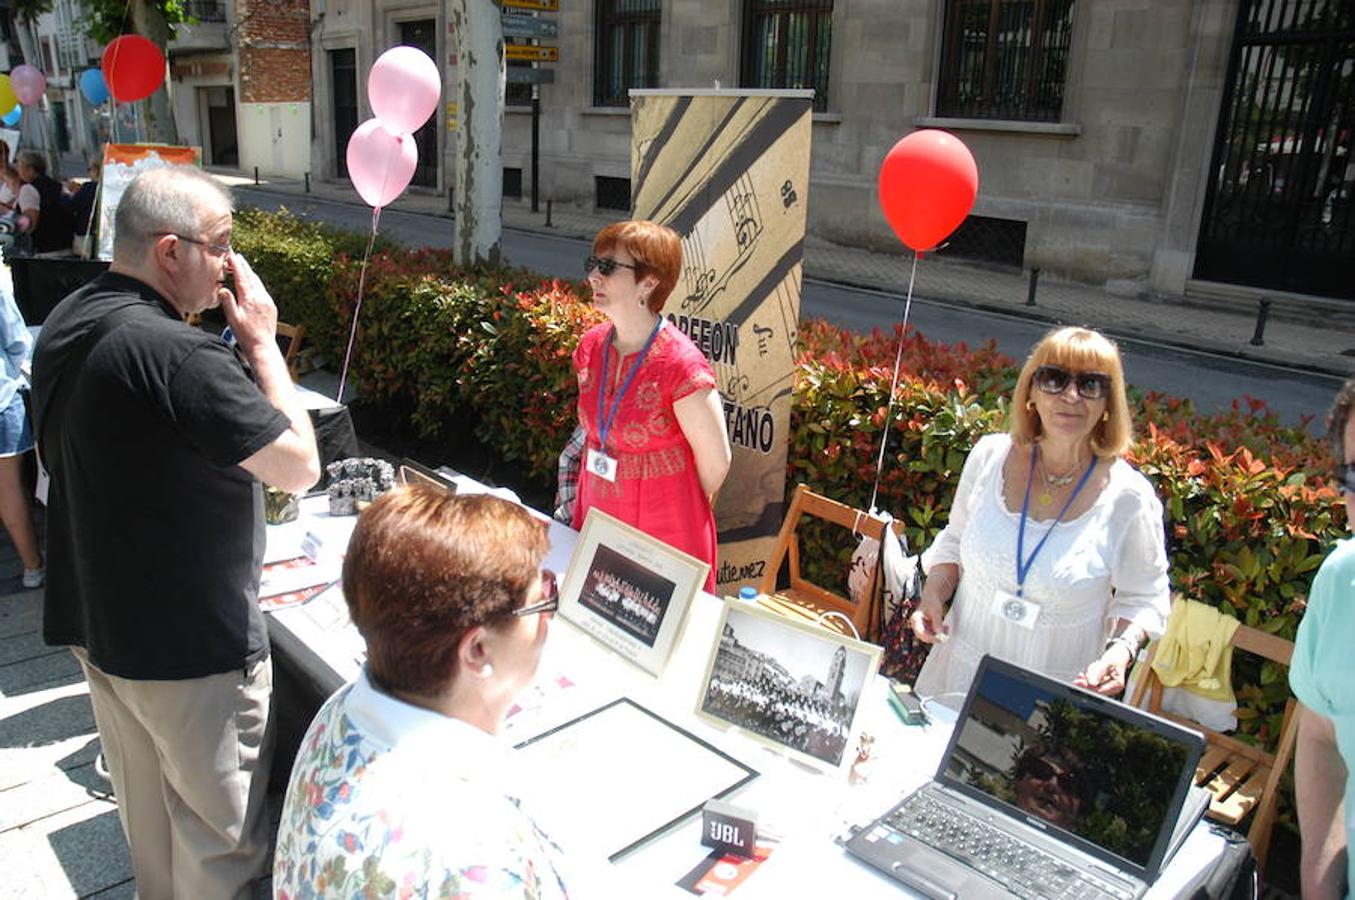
[156,232,233,257]
[512,568,558,618]
[1335,463,1355,494]
[1032,364,1111,402]
[584,255,637,277]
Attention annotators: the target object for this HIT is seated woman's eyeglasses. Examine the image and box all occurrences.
[512,569,559,618]
[1032,365,1111,401]
[584,255,637,276]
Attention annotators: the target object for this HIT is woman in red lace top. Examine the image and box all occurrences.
[572,221,731,592]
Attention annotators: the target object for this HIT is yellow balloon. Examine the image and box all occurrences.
[0,75,15,118]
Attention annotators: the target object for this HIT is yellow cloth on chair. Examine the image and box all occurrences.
[1150,598,1240,701]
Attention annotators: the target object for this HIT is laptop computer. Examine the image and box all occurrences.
[845,656,1209,899]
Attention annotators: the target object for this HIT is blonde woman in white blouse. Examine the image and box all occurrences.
[909,327,1170,705]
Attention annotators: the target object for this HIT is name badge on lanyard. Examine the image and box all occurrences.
[592,317,663,486]
[586,448,617,482]
[991,588,1042,630]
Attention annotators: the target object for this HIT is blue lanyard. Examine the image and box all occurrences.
[1015,447,1097,597]
[596,318,663,452]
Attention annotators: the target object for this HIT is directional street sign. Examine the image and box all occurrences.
[506,67,556,85]
[502,14,559,39]
[501,0,558,11]
[505,44,559,62]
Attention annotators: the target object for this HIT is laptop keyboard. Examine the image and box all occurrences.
[883,793,1136,900]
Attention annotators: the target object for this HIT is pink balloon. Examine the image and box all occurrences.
[10,65,46,106]
[367,46,441,135]
[346,118,417,208]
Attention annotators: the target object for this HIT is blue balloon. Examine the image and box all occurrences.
[80,68,109,106]
[1,107,19,127]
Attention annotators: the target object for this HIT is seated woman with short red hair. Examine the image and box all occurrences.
[273,485,573,898]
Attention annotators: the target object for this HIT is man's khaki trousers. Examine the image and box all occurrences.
[73,648,274,900]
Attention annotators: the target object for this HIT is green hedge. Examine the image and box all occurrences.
[234,207,1341,757]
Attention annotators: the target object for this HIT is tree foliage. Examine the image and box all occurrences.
[10,0,55,24]
[82,0,190,44]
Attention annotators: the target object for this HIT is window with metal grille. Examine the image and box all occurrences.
[186,0,227,22]
[594,0,661,108]
[740,0,833,113]
[504,167,523,199]
[507,59,533,107]
[595,175,632,212]
[937,0,1075,122]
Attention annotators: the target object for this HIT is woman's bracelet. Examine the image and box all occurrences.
[1104,634,1140,663]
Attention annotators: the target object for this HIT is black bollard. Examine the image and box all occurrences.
[253,166,259,185]
[1026,267,1040,307]
[1251,299,1271,346]
[304,172,310,193]
[545,199,554,228]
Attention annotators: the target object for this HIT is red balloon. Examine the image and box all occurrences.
[877,130,979,252]
[101,35,165,103]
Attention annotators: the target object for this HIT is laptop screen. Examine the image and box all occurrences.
[938,658,1201,873]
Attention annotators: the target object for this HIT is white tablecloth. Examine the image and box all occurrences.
[264,488,1230,899]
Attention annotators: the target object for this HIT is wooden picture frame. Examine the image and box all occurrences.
[557,508,709,676]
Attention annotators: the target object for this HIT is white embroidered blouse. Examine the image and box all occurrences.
[914,434,1171,705]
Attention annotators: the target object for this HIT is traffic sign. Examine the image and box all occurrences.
[502,0,558,10]
[505,44,559,62]
[502,14,559,39]
[506,67,556,85]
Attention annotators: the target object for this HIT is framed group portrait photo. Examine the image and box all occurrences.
[557,509,709,676]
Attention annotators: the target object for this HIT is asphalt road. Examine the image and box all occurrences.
[234,187,1342,429]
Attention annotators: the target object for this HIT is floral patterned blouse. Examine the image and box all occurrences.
[274,671,573,899]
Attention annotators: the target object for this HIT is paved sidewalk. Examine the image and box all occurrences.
[192,162,1355,379]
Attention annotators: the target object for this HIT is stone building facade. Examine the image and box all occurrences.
[307,1,1352,300]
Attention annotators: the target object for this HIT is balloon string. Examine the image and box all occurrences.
[867,249,920,516]
[336,205,382,405]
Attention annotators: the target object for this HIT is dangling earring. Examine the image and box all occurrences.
[1101,410,1110,422]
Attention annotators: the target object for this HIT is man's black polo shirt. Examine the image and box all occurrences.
[32,272,289,679]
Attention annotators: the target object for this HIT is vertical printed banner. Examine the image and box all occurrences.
[630,90,812,595]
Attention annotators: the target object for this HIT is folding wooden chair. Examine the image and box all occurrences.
[755,484,898,640]
[276,321,306,381]
[1128,622,1299,872]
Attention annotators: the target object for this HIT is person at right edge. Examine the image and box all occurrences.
[1291,376,1355,900]
[31,167,320,898]
[909,326,1170,705]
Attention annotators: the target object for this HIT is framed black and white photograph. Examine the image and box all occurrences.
[696,599,882,771]
[558,509,709,676]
